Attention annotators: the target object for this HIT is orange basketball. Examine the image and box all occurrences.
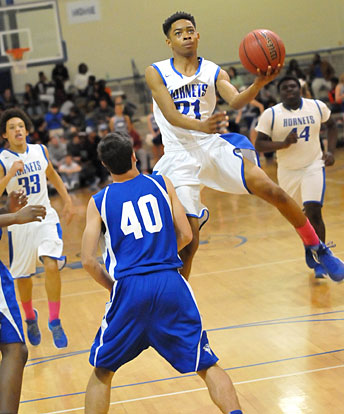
[239,29,285,75]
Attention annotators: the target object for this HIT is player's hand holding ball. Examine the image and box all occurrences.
[239,29,285,85]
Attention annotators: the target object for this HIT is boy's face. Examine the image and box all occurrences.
[3,117,28,148]
[166,19,199,57]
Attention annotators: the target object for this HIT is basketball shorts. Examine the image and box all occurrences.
[153,133,259,226]
[8,207,66,279]
[0,261,25,344]
[277,159,325,207]
[89,270,219,374]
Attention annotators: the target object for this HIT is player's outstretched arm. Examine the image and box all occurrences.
[323,116,337,166]
[217,66,281,110]
[145,66,227,134]
[81,197,114,292]
[43,145,74,223]
[163,176,192,251]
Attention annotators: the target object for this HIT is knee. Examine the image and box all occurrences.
[94,367,114,385]
[43,257,58,273]
[2,343,28,367]
[19,343,29,365]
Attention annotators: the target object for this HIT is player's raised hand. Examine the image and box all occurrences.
[14,205,46,224]
[255,64,282,87]
[283,130,298,148]
[200,111,229,134]
[9,160,24,177]
[7,190,28,212]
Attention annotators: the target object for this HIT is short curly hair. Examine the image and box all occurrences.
[162,11,196,37]
[0,108,32,137]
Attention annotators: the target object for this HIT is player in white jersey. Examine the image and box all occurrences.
[145,11,344,283]
[255,76,338,279]
[82,132,243,414]
[0,190,46,414]
[0,108,74,348]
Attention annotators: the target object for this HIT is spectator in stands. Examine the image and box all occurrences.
[147,103,164,165]
[91,97,114,126]
[34,71,54,109]
[48,135,67,169]
[84,127,109,186]
[44,103,65,137]
[334,72,344,112]
[51,63,70,87]
[110,97,150,173]
[23,83,42,117]
[73,63,92,96]
[308,53,335,99]
[97,123,110,139]
[0,88,18,110]
[93,80,113,107]
[228,66,244,91]
[63,105,86,131]
[53,78,68,107]
[286,59,306,80]
[58,154,82,190]
[31,118,49,145]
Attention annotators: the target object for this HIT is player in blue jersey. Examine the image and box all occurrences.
[255,76,338,279]
[0,108,74,348]
[145,11,344,283]
[0,190,46,414]
[82,132,243,414]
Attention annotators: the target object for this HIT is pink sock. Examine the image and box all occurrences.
[295,219,320,246]
[48,301,61,323]
[22,300,36,320]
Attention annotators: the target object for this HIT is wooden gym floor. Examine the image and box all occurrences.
[1,148,344,414]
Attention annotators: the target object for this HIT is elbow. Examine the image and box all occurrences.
[81,255,95,272]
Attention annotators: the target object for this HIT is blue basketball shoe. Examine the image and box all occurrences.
[48,319,68,348]
[305,242,344,282]
[314,263,328,279]
[25,309,41,346]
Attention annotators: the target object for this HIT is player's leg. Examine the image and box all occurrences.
[85,367,114,414]
[243,158,344,281]
[0,342,28,413]
[243,158,307,227]
[179,216,200,279]
[304,203,325,242]
[42,256,67,348]
[197,364,242,414]
[17,277,41,346]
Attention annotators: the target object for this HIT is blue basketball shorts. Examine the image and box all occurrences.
[89,270,218,373]
[0,261,25,344]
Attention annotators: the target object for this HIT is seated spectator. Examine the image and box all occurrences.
[73,63,92,95]
[53,78,68,107]
[334,72,344,112]
[110,97,150,173]
[308,53,335,99]
[48,135,67,169]
[97,123,110,139]
[286,58,306,80]
[31,118,49,145]
[51,62,70,89]
[63,105,86,130]
[93,79,113,107]
[91,97,114,126]
[60,93,75,116]
[84,127,109,187]
[227,66,244,91]
[44,103,65,137]
[34,71,54,109]
[22,83,43,117]
[58,154,81,190]
[0,88,18,110]
[147,103,163,165]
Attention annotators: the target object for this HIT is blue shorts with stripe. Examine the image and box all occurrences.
[0,261,25,344]
[89,270,218,373]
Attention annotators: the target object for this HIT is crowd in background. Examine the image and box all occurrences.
[0,54,343,191]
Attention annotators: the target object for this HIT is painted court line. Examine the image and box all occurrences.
[40,363,344,414]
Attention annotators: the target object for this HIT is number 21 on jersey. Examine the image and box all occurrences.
[121,194,162,239]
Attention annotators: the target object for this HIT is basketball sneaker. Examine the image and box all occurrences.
[305,242,344,282]
[25,309,41,346]
[314,263,328,279]
[48,319,68,348]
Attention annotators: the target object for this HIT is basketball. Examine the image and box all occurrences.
[239,29,285,75]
